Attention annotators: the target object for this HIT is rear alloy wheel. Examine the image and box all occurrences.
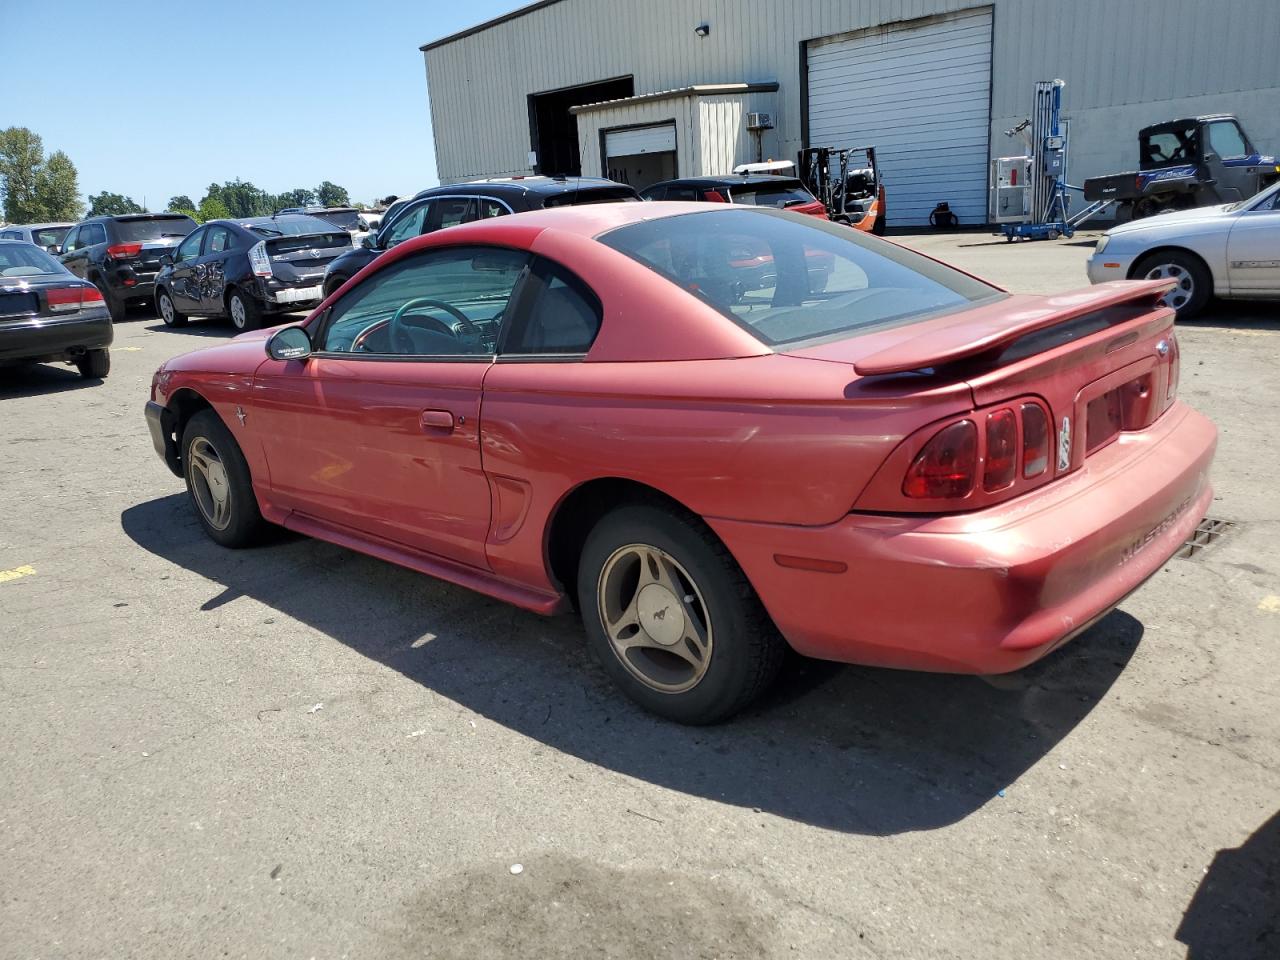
[578,503,784,724]
[74,348,110,379]
[181,409,266,548]
[227,289,262,332]
[1135,251,1211,320]
[157,289,188,327]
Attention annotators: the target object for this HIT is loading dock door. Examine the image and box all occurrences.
[604,123,677,190]
[806,7,993,227]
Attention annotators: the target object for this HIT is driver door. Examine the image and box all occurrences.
[168,228,207,313]
[249,245,530,568]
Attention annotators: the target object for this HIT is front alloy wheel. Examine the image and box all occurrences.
[1136,250,1211,319]
[187,436,233,531]
[180,409,265,548]
[597,543,713,694]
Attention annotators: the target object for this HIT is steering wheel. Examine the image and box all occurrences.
[388,297,481,354]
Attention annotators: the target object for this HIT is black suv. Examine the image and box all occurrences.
[58,214,197,320]
[322,177,639,296]
[154,215,352,332]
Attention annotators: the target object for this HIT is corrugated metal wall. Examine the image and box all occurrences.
[697,91,780,174]
[425,0,1280,192]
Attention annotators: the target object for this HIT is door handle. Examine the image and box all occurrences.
[420,409,454,431]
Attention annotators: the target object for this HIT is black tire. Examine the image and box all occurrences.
[95,280,124,322]
[157,287,188,327]
[323,274,347,298]
[1133,250,1212,320]
[577,503,785,724]
[872,214,887,237]
[75,348,110,379]
[180,409,266,548]
[226,288,262,332]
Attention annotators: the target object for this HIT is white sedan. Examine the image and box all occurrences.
[1087,180,1280,318]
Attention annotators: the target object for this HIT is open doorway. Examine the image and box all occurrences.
[528,76,633,176]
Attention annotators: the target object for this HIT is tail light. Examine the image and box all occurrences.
[248,240,273,278]
[1021,403,1049,477]
[106,242,143,260]
[983,408,1017,491]
[46,285,105,311]
[903,420,977,499]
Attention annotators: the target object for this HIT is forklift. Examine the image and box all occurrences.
[797,146,887,235]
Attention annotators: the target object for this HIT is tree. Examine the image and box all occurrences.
[167,195,195,213]
[209,179,273,218]
[0,127,50,222]
[315,181,350,207]
[34,151,81,221]
[195,196,231,224]
[275,187,315,209]
[87,192,144,217]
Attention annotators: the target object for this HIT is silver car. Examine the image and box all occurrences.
[1087,180,1280,318]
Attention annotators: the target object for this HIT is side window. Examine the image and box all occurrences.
[476,198,509,220]
[669,187,700,201]
[503,259,602,356]
[81,223,106,246]
[319,246,528,357]
[427,197,475,232]
[205,226,232,254]
[1207,121,1248,160]
[381,201,429,247]
[61,227,80,252]
[0,230,18,240]
[174,228,205,262]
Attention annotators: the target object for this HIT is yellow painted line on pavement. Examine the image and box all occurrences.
[0,564,36,583]
[1259,595,1280,613]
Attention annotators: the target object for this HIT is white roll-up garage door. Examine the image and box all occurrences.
[605,123,677,157]
[806,7,993,227]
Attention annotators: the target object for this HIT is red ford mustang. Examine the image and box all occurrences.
[145,204,1216,723]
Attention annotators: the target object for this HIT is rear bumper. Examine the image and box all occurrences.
[251,277,325,313]
[0,311,113,363]
[711,402,1217,674]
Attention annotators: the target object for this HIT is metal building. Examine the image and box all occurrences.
[422,0,1280,226]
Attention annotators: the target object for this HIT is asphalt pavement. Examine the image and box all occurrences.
[2,234,1277,959]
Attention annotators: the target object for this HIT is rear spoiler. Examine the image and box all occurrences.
[852,280,1176,376]
[264,231,351,253]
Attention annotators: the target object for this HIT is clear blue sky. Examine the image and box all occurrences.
[2,0,526,209]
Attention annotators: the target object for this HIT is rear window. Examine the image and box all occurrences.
[245,215,343,238]
[600,209,1003,347]
[0,243,67,278]
[113,216,197,242]
[729,181,815,208]
[31,226,70,248]
[312,210,361,231]
[1140,125,1196,167]
[542,187,640,208]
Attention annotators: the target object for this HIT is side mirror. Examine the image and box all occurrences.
[361,234,377,249]
[160,253,174,266]
[46,244,60,255]
[265,325,313,362]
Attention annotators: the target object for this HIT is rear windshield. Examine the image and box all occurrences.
[0,243,67,278]
[312,210,361,231]
[729,181,815,208]
[600,209,1003,346]
[245,215,344,238]
[31,226,70,248]
[113,216,197,242]
[543,187,640,208]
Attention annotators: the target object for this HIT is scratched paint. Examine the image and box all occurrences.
[0,564,36,583]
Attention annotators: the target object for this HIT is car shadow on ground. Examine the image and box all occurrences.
[1177,809,1279,959]
[122,493,1143,835]
[1183,300,1280,332]
[0,363,101,397]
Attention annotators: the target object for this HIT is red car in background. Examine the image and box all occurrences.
[145,204,1216,724]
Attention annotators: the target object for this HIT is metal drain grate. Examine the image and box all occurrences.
[1175,517,1237,560]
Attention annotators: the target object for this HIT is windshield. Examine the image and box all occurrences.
[30,226,70,248]
[729,181,816,208]
[114,216,197,241]
[600,209,1003,346]
[313,210,362,231]
[1229,180,1280,213]
[245,215,343,237]
[0,242,68,278]
[543,187,640,208]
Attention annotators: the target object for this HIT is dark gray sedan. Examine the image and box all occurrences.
[0,240,112,379]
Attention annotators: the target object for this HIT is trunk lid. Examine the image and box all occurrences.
[264,231,352,282]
